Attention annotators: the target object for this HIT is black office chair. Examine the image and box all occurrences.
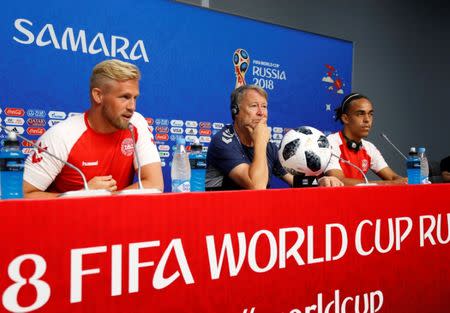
[428,160,443,183]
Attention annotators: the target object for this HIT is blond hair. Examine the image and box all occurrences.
[90,59,141,90]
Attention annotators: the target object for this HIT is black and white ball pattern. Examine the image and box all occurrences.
[278,126,332,176]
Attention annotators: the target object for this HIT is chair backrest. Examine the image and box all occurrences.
[428,160,443,183]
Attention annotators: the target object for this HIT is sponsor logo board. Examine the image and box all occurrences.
[199,136,211,143]
[199,122,211,128]
[185,120,198,128]
[5,117,25,125]
[156,126,169,133]
[27,127,45,136]
[48,120,62,127]
[199,129,211,136]
[27,109,46,117]
[273,127,283,133]
[27,118,46,126]
[155,133,169,141]
[48,111,66,119]
[155,119,169,126]
[185,135,198,143]
[5,108,25,117]
[5,126,25,134]
[170,120,184,127]
[158,145,170,151]
[185,128,198,135]
[213,122,224,129]
[170,127,183,134]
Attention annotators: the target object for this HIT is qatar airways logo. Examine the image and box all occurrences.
[27,118,46,126]
[13,18,149,63]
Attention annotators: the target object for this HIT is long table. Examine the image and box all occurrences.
[1,184,449,312]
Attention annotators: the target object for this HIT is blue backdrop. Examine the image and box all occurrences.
[0,0,353,190]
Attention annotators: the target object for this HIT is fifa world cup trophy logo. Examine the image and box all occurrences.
[233,49,250,88]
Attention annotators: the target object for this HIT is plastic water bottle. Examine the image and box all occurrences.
[171,137,191,192]
[406,147,421,185]
[0,132,26,199]
[189,139,206,192]
[417,147,430,184]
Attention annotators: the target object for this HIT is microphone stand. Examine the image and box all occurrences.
[330,152,377,186]
[380,133,407,160]
[1,124,111,197]
[116,124,162,195]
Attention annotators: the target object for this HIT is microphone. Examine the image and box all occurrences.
[0,124,111,198]
[330,152,377,186]
[380,133,407,160]
[129,123,144,190]
[116,123,161,195]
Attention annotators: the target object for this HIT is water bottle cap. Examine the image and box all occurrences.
[176,136,186,146]
[417,147,425,153]
[190,138,202,152]
[7,132,18,141]
[3,131,20,148]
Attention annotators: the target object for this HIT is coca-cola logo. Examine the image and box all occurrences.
[155,133,169,141]
[199,129,211,136]
[145,117,154,125]
[27,118,46,126]
[5,108,25,117]
[27,127,46,136]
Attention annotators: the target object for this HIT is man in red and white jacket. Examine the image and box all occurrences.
[23,59,163,198]
[325,93,406,186]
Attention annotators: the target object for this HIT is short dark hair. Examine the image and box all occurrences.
[335,93,370,123]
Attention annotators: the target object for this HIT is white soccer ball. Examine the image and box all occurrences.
[278,126,332,177]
